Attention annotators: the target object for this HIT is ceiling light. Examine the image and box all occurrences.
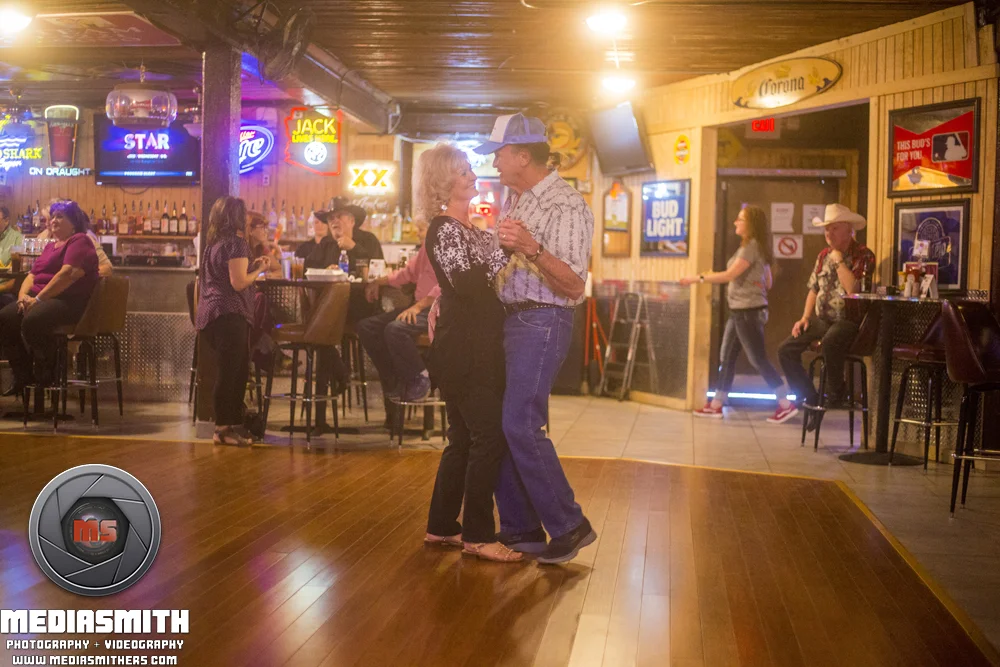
[602,75,636,94]
[587,10,626,36]
[0,6,33,36]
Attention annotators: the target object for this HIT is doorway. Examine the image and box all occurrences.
[709,103,870,399]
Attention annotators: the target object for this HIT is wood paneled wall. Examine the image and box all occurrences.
[0,108,395,224]
[593,2,997,288]
[590,2,998,407]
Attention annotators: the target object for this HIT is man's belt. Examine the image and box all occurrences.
[504,300,573,316]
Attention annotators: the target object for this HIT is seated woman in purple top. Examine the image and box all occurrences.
[196,196,272,446]
[0,200,99,392]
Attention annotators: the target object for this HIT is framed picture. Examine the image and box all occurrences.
[893,200,969,293]
[603,181,631,231]
[602,181,631,257]
[640,179,690,257]
[888,98,980,197]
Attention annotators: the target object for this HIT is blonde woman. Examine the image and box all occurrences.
[419,143,521,563]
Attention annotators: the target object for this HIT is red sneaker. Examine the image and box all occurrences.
[766,404,799,424]
[693,403,723,419]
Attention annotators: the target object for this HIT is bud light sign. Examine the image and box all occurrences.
[641,179,691,257]
[239,124,274,174]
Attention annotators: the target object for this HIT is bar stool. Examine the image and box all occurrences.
[888,313,957,469]
[263,282,350,443]
[340,329,369,422]
[24,278,110,430]
[800,307,880,451]
[68,276,130,425]
[941,300,1000,515]
[389,333,447,449]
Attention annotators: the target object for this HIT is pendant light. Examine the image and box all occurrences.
[106,65,178,129]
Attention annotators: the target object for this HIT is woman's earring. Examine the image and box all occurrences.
[440,202,447,212]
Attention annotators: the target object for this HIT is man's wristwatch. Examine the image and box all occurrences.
[526,244,544,262]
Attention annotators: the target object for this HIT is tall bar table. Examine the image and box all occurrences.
[840,291,987,465]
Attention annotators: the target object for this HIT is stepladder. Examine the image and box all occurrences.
[599,292,658,401]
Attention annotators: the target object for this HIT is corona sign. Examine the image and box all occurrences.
[347,161,396,196]
[284,107,342,176]
[238,124,274,174]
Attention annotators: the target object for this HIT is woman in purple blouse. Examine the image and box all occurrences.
[0,200,98,392]
[196,196,272,446]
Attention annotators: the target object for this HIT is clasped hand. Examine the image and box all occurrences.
[497,219,539,256]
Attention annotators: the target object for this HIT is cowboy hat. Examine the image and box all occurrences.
[812,203,866,230]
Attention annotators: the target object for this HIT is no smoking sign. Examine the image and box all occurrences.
[773,234,803,259]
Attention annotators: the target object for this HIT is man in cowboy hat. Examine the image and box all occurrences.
[474,112,597,564]
[777,203,875,423]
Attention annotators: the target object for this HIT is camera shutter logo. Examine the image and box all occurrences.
[29,464,161,596]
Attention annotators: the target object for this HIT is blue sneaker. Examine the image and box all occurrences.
[401,374,431,402]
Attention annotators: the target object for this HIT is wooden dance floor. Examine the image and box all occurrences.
[0,435,995,667]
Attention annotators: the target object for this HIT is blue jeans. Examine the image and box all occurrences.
[494,307,585,539]
[717,307,784,395]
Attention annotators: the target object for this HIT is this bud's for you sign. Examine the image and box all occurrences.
[888,98,980,197]
[641,179,690,257]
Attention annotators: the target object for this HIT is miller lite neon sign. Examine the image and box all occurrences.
[239,124,274,174]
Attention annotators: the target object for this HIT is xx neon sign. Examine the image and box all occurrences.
[348,162,395,195]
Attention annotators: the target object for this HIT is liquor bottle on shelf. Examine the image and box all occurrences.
[189,204,198,236]
[145,201,153,234]
[160,202,169,236]
[100,205,107,235]
[32,201,41,235]
[89,209,96,233]
[110,202,120,235]
[250,200,256,212]
[169,202,179,234]
[268,198,278,232]
[136,200,145,235]
[278,200,287,236]
[298,205,307,239]
[180,201,189,235]
[127,200,137,235]
[151,200,161,234]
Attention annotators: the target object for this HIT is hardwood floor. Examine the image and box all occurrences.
[0,436,995,667]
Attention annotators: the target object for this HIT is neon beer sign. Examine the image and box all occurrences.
[239,124,274,174]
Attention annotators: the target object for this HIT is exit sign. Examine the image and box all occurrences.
[748,117,781,139]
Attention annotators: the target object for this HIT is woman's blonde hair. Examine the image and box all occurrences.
[414,143,469,222]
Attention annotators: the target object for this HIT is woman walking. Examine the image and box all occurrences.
[419,143,521,563]
[681,206,797,424]
[196,196,271,446]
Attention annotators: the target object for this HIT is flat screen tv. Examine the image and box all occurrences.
[94,115,200,185]
[588,102,653,176]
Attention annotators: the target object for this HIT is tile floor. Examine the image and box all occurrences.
[3,392,999,650]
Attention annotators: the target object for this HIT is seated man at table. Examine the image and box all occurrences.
[358,219,440,405]
[777,203,875,426]
[0,206,24,308]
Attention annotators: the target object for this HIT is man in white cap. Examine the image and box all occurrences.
[474,113,597,564]
[777,203,875,426]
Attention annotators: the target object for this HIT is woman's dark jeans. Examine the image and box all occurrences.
[427,383,509,544]
[716,307,784,396]
[0,297,87,387]
[201,313,250,427]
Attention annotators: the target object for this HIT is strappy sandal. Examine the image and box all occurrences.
[213,426,252,446]
[424,533,463,547]
[462,542,524,562]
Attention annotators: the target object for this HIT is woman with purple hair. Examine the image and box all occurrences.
[0,200,99,393]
